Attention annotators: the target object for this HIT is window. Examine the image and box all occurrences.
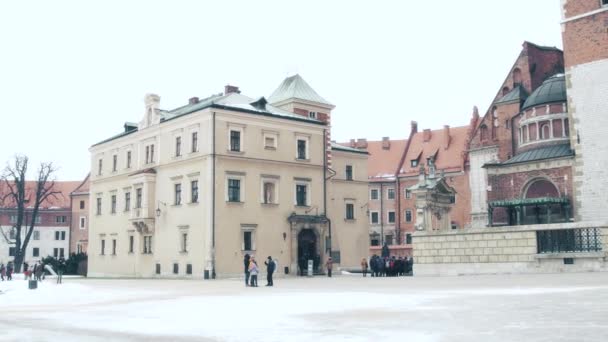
[98,158,103,175]
[451,223,458,230]
[603,0,608,6]
[145,145,155,163]
[126,151,132,168]
[296,184,308,206]
[9,247,15,257]
[191,132,198,153]
[60,248,64,258]
[80,217,86,229]
[9,215,17,223]
[61,231,66,240]
[55,231,60,240]
[175,136,182,157]
[262,181,276,204]
[308,111,317,119]
[181,232,188,252]
[156,263,161,275]
[96,197,102,215]
[143,236,152,254]
[370,239,379,247]
[540,124,550,140]
[346,165,353,180]
[111,194,117,214]
[406,234,412,244]
[297,139,307,159]
[129,235,134,253]
[243,231,253,251]
[385,235,394,245]
[136,188,142,208]
[186,264,192,275]
[33,230,40,240]
[174,183,182,205]
[34,216,41,224]
[388,211,396,224]
[77,244,82,254]
[80,200,85,210]
[191,180,199,203]
[228,179,241,202]
[387,188,395,200]
[33,247,39,257]
[9,228,16,240]
[345,203,355,220]
[230,130,241,152]
[101,239,105,255]
[125,192,131,211]
[405,189,412,199]
[53,248,59,258]
[370,211,379,224]
[411,159,418,167]
[112,154,117,172]
[173,263,179,274]
[370,189,379,200]
[264,134,277,149]
[112,239,117,255]
[405,210,413,222]
[480,125,488,142]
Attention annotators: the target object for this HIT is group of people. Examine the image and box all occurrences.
[0,262,14,281]
[361,255,413,277]
[244,254,276,287]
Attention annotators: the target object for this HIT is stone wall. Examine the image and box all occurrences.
[413,221,608,276]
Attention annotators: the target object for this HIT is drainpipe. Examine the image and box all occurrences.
[207,111,216,280]
[380,183,384,246]
[396,177,401,245]
[323,128,332,259]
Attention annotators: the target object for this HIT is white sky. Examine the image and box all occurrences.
[0,0,563,180]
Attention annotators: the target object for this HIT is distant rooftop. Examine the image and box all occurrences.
[268,74,333,107]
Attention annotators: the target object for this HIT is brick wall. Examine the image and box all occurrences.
[563,0,606,19]
[562,2,608,67]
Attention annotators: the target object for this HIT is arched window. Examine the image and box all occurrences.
[525,179,560,199]
[502,86,510,96]
[513,68,522,85]
[480,124,488,142]
[491,108,498,140]
[540,124,550,139]
[564,118,570,137]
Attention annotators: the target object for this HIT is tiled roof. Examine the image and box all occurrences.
[71,174,90,195]
[338,139,407,180]
[268,74,333,106]
[522,74,566,110]
[0,181,81,209]
[398,126,469,176]
[496,143,573,166]
[330,142,369,155]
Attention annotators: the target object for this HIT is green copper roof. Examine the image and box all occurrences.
[331,142,369,154]
[489,196,569,208]
[522,74,566,110]
[268,74,333,106]
[499,143,573,165]
[495,85,528,105]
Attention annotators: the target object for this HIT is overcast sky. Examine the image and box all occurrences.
[0,0,563,180]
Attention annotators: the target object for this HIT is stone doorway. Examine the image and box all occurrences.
[297,228,319,275]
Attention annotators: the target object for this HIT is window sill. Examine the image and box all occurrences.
[189,150,199,155]
[180,251,188,255]
[345,219,356,222]
[265,146,277,151]
[227,150,245,155]
[172,204,182,207]
[172,155,183,160]
[261,203,279,207]
[227,201,244,204]
[295,205,311,209]
[188,202,199,206]
[295,158,310,162]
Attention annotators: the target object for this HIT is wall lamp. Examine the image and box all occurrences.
[156,201,167,218]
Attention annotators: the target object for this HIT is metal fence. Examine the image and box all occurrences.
[537,228,603,253]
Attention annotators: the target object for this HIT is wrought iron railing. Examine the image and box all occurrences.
[536,228,603,253]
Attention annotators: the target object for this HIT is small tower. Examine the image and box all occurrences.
[269,75,335,166]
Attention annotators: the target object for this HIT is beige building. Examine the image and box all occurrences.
[88,76,369,278]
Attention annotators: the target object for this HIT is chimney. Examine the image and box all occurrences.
[382,137,390,150]
[356,138,368,149]
[189,97,199,105]
[423,129,432,142]
[411,121,418,134]
[443,125,451,150]
[349,139,356,148]
[224,85,240,95]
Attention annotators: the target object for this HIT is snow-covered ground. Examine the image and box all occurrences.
[1,273,608,342]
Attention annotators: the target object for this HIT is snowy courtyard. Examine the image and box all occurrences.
[1,272,608,342]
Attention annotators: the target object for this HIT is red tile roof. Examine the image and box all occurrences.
[71,174,90,195]
[0,181,81,209]
[338,139,408,180]
[397,126,470,176]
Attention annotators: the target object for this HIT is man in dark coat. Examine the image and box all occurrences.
[7,262,13,281]
[57,257,66,284]
[264,256,275,286]
[244,254,251,286]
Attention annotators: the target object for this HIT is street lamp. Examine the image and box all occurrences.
[155,201,167,218]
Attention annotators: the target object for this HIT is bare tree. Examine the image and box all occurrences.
[1,155,60,273]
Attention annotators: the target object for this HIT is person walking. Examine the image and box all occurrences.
[57,257,66,284]
[6,262,13,281]
[325,257,333,278]
[248,256,259,287]
[243,254,251,287]
[361,258,368,277]
[0,263,5,281]
[35,262,44,282]
[264,256,275,286]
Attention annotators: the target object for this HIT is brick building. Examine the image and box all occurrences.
[70,174,90,254]
[561,0,608,222]
[0,181,81,264]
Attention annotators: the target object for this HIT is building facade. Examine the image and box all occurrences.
[0,181,80,264]
[561,0,608,222]
[88,76,369,278]
[70,175,90,254]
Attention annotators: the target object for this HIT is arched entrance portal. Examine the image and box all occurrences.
[297,229,319,275]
